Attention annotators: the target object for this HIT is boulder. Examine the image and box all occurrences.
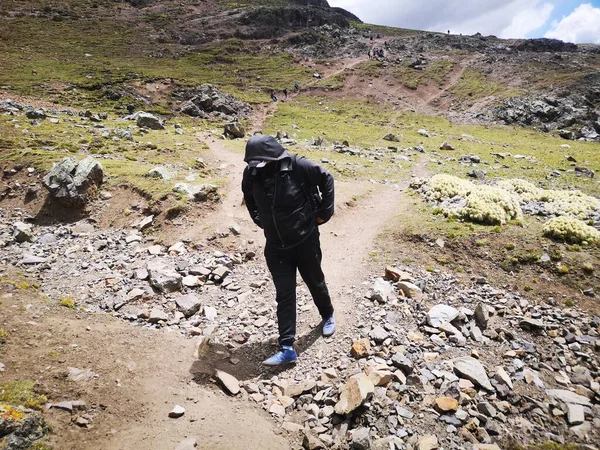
[25,108,46,120]
[0,405,46,450]
[173,183,220,202]
[334,373,375,415]
[453,357,493,391]
[371,278,396,303]
[351,338,371,358]
[224,122,246,138]
[147,167,175,180]
[439,142,454,150]
[175,294,202,317]
[434,397,459,413]
[147,260,182,293]
[136,112,164,130]
[383,133,399,142]
[427,304,459,327]
[546,389,591,406]
[13,222,34,243]
[397,281,423,300]
[42,156,104,207]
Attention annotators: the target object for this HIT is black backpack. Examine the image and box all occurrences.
[290,154,322,217]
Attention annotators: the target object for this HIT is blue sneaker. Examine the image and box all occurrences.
[262,346,298,366]
[322,315,336,337]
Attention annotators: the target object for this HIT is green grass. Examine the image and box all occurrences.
[351,22,421,37]
[0,380,47,411]
[450,68,518,101]
[356,57,455,90]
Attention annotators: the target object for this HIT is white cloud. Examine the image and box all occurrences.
[544,3,600,43]
[328,0,554,38]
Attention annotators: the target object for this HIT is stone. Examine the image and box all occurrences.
[383,133,399,142]
[350,427,371,449]
[42,156,103,207]
[168,405,185,418]
[147,167,174,180]
[282,421,303,433]
[68,367,98,382]
[334,374,375,415]
[371,278,396,303]
[474,303,489,329]
[149,308,168,323]
[147,260,182,293]
[477,402,497,417]
[269,403,286,417]
[224,122,246,138]
[20,254,47,265]
[136,215,153,231]
[567,404,584,426]
[204,306,217,321]
[182,275,200,287]
[494,367,513,389]
[173,183,220,202]
[384,266,412,282]
[369,326,389,344]
[418,129,430,137]
[453,357,493,391]
[434,397,459,413]
[215,370,240,395]
[397,281,423,300]
[546,389,591,406]
[176,294,202,317]
[13,222,34,243]
[473,446,502,450]
[351,338,371,358]
[427,305,459,328]
[126,288,145,301]
[303,432,325,450]
[282,380,316,398]
[136,112,164,130]
[418,435,439,450]
[439,142,454,150]
[175,437,198,450]
[391,354,413,375]
[519,318,545,330]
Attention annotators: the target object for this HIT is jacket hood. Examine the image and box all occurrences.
[244,135,289,164]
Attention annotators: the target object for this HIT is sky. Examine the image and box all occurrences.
[328,0,600,44]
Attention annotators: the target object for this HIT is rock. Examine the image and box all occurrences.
[26,108,46,119]
[149,308,168,323]
[384,266,411,282]
[477,402,497,417]
[368,326,389,344]
[391,354,413,375]
[126,288,145,301]
[136,112,164,130]
[546,389,591,406]
[147,260,182,293]
[20,254,47,265]
[350,427,371,449]
[175,294,202,317]
[215,370,240,395]
[473,445,502,450]
[173,183,220,202]
[418,129,430,137]
[0,405,46,449]
[371,278,396,303]
[453,357,493,391]
[427,305,459,328]
[204,306,217,321]
[397,281,423,300]
[224,122,246,138]
[439,142,454,150]
[519,318,545,330]
[42,156,103,207]
[434,397,459,413]
[351,338,371,358]
[147,167,174,180]
[334,374,375,415]
[418,435,439,450]
[175,437,198,450]
[13,222,34,243]
[303,432,325,450]
[474,303,489,329]
[182,275,200,287]
[567,404,584,426]
[177,84,251,119]
[68,367,98,382]
[269,403,286,417]
[137,215,154,231]
[282,380,316,398]
[383,133,399,142]
[168,405,185,418]
[494,367,513,389]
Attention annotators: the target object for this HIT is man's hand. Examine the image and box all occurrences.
[316,217,325,225]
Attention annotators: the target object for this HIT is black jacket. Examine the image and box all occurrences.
[242,136,334,249]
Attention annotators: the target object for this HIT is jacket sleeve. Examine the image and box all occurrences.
[297,157,335,223]
[241,167,262,228]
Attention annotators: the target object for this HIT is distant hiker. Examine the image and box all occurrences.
[368,48,373,59]
[294,82,299,92]
[242,135,336,365]
[376,33,381,39]
[283,88,288,99]
[126,104,135,115]
[270,91,278,102]
[448,30,450,34]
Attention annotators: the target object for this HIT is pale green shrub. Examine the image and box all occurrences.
[543,216,600,244]
[427,174,472,200]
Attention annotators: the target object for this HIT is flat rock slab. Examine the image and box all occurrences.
[547,389,591,406]
[334,374,374,415]
[427,304,459,328]
[175,437,197,450]
[215,370,240,395]
[452,357,493,391]
[169,405,185,418]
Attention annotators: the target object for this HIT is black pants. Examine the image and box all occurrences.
[264,229,334,347]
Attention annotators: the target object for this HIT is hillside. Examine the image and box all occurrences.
[1,1,599,450]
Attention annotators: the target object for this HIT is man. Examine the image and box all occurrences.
[241,135,335,366]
